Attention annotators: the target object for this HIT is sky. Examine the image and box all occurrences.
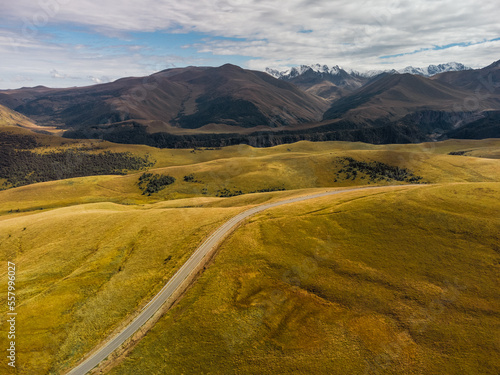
[0,0,499,89]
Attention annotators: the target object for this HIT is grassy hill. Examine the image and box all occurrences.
[108,183,500,375]
[0,138,498,374]
[0,104,38,128]
[0,104,60,133]
[0,198,248,373]
[1,130,499,210]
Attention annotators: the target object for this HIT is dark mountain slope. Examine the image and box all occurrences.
[432,59,500,95]
[323,73,479,123]
[0,64,329,136]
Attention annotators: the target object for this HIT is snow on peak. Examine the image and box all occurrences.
[266,62,470,80]
[399,62,471,76]
[266,64,345,79]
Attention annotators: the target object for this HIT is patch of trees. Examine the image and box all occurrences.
[0,132,39,149]
[184,174,195,182]
[336,157,424,183]
[138,173,176,195]
[248,186,286,193]
[214,185,286,197]
[448,150,470,156]
[216,188,243,197]
[0,148,154,188]
[183,174,202,183]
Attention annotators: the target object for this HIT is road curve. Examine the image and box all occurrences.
[67,185,409,375]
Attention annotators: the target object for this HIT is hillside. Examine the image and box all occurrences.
[0,64,328,137]
[432,59,500,95]
[323,73,485,122]
[0,138,499,374]
[108,183,500,375]
[0,103,59,133]
[1,180,499,373]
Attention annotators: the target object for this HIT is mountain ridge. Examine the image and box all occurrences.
[266,61,472,80]
[0,60,499,148]
[0,64,329,136]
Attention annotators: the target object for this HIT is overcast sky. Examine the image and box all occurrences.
[1,0,499,89]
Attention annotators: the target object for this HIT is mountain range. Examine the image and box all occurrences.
[266,62,471,80]
[0,60,499,147]
[265,62,472,101]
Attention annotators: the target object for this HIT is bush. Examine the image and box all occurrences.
[335,157,424,183]
[138,173,176,195]
[216,188,243,197]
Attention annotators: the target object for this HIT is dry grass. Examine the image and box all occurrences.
[0,202,246,374]
[0,137,498,374]
[1,138,499,216]
[108,183,500,375]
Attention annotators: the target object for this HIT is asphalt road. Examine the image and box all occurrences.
[67,186,400,375]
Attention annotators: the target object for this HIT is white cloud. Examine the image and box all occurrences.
[50,69,83,80]
[88,76,111,84]
[1,0,499,88]
[0,28,212,88]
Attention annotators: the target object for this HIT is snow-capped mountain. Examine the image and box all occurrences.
[264,62,472,102]
[399,62,471,76]
[266,64,344,80]
[266,62,471,80]
[265,64,368,101]
[352,69,398,78]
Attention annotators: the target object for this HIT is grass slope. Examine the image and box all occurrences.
[0,201,247,374]
[1,139,499,216]
[0,138,498,374]
[109,183,500,375]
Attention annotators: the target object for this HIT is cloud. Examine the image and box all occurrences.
[88,75,112,84]
[50,69,83,80]
[1,0,499,88]
[0,27,213,89]
[12,75,33,83]
[50,69,67,79]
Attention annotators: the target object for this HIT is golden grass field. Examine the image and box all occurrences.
[0,134,499,374]
[108,183,500,375]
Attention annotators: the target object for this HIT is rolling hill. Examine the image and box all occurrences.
[0,134,499,373]
[0,156,499,373]
[108,183,500,375]
[0,103,59,133]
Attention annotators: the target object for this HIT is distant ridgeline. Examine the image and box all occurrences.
[0,132,154,189]
[1,62,499,149]
[63,118,436,149]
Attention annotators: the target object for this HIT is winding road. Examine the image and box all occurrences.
[67,185,406,374]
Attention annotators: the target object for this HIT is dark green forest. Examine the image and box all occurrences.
[0,132,154,188]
